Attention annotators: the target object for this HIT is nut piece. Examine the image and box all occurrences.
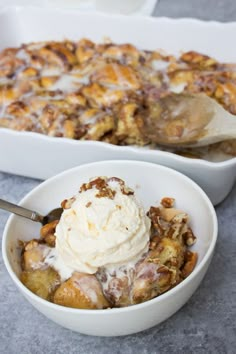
[182,227,197,246]
[161,197,175,208]
[181,251,198,278]
[40,220,58,247]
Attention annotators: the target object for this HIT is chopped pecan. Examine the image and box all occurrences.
[182,227,197,246]
[61,197,75,209]
[181,251,198,278]
[161,197,175,208]
[40,220,58,247]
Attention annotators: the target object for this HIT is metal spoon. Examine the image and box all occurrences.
[144,93,236,147]
[0,198,63,225]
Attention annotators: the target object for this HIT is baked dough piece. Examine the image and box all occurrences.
[91,63,141,90]
[102,43,141,67]
[22,239,50,271]
[82,82,125,108]
[115,103,148,145]
[75,38,96,64]
[131,261,173,305]
[0,52,25,77]
[99,201,197,307]
[21,267,60,301]
[27,41,77,70]
[79,109,115,141]
[53,272,110,309]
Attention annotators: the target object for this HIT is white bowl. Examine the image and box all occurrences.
[2,160,218,336]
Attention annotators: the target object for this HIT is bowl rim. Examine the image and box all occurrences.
[2,160,218,315]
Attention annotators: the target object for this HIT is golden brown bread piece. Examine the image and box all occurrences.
[21,267,60,300]
[131,223,186,305]
[102,43,141,66]
[131,261,173,305]
[0,82,31,105]
[0,55,24,77]
[79,109,115,141]
[82,82,125,108]
[115,103,148,145]
[29,42,76,69]
[180,51,218,68]
[100,272,131,308]
[65,92,87,107]
[98,203,195,307]
[6,100,30,117]
[75,38,95,64]
[22,239,51,271]
[53,272,110,309]
[18,67,39,79]
[91,63,141,90]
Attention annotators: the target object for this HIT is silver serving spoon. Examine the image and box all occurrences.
[0,198,63,225]
[144,93,236,147]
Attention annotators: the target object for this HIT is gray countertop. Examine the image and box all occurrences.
[0,1,236,353]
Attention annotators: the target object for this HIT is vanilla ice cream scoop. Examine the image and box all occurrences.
[46,177,150,280]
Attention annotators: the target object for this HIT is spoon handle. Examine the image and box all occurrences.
[0,198,43,222]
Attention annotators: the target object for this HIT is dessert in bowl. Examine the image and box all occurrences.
[20,176,198,309]
[2,160,218,336]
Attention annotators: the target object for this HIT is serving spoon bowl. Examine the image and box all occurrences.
[144,93,236,148]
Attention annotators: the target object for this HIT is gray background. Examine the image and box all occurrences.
[0,1,236,353]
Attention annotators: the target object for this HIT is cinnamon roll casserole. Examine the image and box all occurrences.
[20,177,197,309]
[0,39,235,159]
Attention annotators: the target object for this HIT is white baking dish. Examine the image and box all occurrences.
[0,6,235,205]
